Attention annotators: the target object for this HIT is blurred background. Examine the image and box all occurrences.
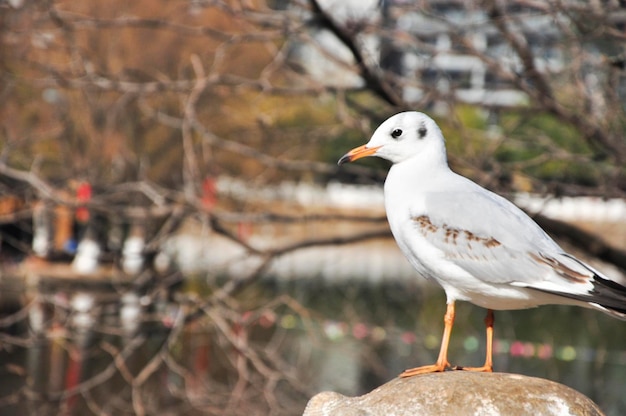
[1,0,626,415]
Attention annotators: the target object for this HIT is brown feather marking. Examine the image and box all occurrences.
[413,215,438,235]
[444,227,460,244]
[530,253,590,283]
[483,237,501,248]
[413,215,501,249]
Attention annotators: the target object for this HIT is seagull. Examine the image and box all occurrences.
[338,111,626,377]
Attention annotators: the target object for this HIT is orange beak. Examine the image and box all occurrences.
[337,144,382,165]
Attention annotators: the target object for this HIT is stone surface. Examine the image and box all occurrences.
[303,372,604,416]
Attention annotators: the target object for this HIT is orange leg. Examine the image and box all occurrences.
[455,309,494,372]
[399,302,455,378]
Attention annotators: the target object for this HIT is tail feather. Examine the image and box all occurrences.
[532,273,626,320]
[590,274,626,317]
[557,254,626,319]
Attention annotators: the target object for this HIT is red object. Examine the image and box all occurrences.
[201,177,217,210]
[75,182,92,222]
[63,349,83,412]
[76,182,92,202]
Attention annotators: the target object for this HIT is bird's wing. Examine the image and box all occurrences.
[401,184,626,319]
[411,184,595,287]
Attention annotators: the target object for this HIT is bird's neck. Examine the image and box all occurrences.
[385,151,456,213]
[387,144,451,188]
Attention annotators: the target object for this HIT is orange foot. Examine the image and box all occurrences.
[399,361,451,378]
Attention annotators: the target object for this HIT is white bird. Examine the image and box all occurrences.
[338,111,626,377]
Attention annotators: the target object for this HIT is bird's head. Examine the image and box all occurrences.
[338,111,446,166]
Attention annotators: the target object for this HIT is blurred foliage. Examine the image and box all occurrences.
[496,111,602,189]
[2,0,626,198]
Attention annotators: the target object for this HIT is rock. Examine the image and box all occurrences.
[303,372,604,416]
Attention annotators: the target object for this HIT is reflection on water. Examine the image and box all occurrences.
[0,275,624,415]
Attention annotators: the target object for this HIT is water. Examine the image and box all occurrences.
[0,274,624,415]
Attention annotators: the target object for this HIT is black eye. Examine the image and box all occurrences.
[418,126,427,139]
[391,128,403,139]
